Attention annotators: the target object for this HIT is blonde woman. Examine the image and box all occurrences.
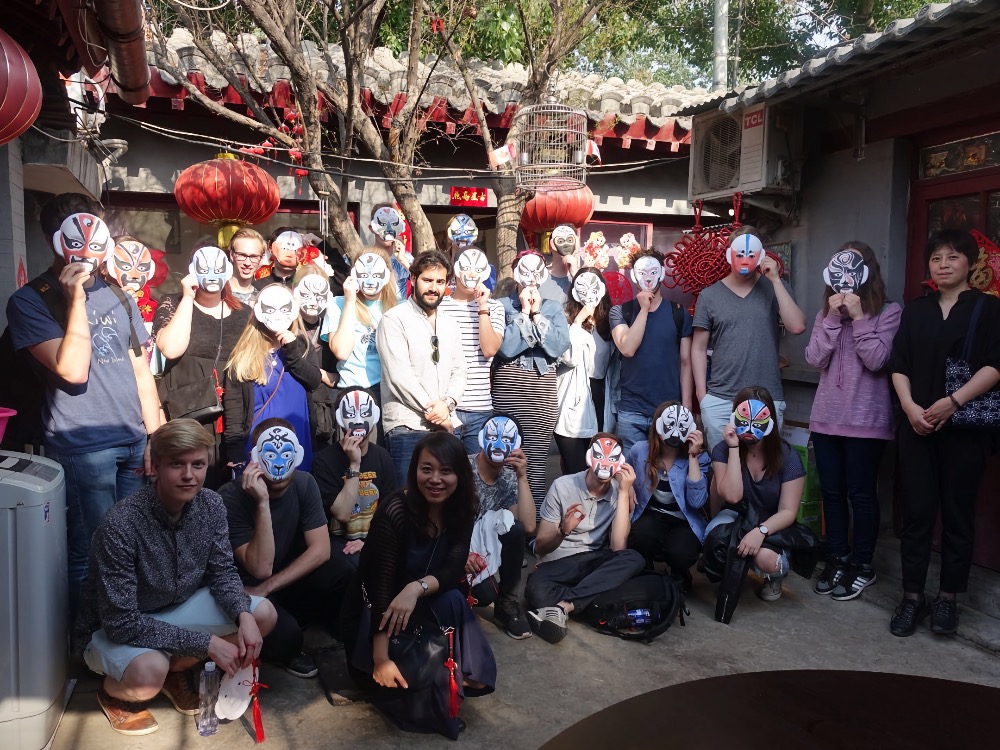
[321,246,398,437]
[222,283,322,472]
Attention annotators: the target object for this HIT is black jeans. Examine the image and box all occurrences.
[811,433,886,565]
[524,548,645,611]
[627,508,702,576]
[554,435,590,476]
[897,425,991,594]
[470,520,527,605]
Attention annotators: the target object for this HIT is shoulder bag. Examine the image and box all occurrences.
[945,296,1000,430]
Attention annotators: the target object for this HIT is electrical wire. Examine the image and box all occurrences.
[30,124,91,143]
[167,0,234,10]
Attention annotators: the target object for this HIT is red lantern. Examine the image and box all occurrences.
[520,183,595,233]
[174,153,281,245]
[0,29,43,147]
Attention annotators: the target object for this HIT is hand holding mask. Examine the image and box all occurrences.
[478,415,522,465]
[251,425,305,481]
[726,234,765,277]
[823,249,869,294]
[730,399,774,444]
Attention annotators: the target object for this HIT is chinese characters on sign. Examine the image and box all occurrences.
[449,186,489,207]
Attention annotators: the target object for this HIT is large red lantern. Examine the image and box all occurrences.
[520,183,595,233]
[0,29,43,147]
[174,153,281,245]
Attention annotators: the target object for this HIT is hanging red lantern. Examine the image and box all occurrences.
[0,29,43,147]
[174,153,281,245]
[520,183,595,233]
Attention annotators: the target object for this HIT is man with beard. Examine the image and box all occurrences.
[376,251,466,484]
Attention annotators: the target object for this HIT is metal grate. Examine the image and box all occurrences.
[512,98,589,191]
[701,114,741,192]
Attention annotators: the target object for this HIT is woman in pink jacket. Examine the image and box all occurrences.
[805,242,901,602]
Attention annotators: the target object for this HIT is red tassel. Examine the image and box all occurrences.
[213,369,224,435]
[445,629,459,719]
[250,660,269,743]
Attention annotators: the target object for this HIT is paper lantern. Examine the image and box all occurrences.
[0,29,43,146]
[520,183,595,233]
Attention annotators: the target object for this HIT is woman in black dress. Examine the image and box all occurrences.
[342,431,496,739]
[888,229,1000,637]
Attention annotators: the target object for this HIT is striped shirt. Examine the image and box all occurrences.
[438,295,505,412]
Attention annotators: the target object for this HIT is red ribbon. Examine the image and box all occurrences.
[213,368,225,434]
[444,629,459,719]
[250,660,269,743]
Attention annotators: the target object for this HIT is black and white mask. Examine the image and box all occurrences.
[254,284,299,333]
[655,404,696,447]
[572,271,606,307]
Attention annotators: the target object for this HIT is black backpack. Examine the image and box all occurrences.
[580,571,686,643]
[0,275,141,451]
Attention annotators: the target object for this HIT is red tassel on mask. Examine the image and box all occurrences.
[444,629,459,719]
[250,660,269,743]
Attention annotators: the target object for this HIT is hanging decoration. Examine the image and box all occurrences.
[0,29,43,147]
[970,229,1000,296]
[520,183,594,233]
[663,194,743,305]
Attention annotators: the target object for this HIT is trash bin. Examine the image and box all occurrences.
[0,452,67,750]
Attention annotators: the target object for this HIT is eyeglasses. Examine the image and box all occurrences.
[431,335,439,364]
[232,252,263,262]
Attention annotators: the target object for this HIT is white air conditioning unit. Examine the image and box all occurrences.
[688,103,798,202]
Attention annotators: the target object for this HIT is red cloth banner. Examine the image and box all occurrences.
[449,187,488,207]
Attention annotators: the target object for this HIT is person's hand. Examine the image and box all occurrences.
[392,239,408,263]
[207,635,241,677]
[236,611,264,669]
[842,293,864,320]
[686,429,705,457]
[241,462,270,504]
[575,304,595,326]
[759,255,780,282]
[616,462,637,492]
[905,403,935,436]
[923,397,959,431]
[475,284,492,312]
[722,423,740,448]
[563,254,579,277]
[560,503,586,535]
[737,527,765,558]
[424,400,451,425]
[518,286,533,313]
[343,539,365,555]
[275,329,296,345]
[321,369,337,388]
[504,448,528,479]
[343,275,359,302]
[59,262,92,301]
[636,289,655,312]
[379,584,420,636]
[340,435,363,467]
[466,553,485,576]
[180,273,199,300]
[302,232,323,247]
[373,658,408,689]
[827,293,845,312]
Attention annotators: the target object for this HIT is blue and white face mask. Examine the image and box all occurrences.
[189,245,233,292]
[448,214,478,248]
[730,399,774,444]
[369,206,404,241]
[478,415,522,464]
[251,425,304,480]
[352,252,390,297]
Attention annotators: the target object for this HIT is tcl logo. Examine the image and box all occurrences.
[743,110,764,129]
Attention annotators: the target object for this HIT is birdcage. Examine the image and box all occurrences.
[512,95,589,192]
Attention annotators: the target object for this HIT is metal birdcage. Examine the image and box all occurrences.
[512,95,589,192]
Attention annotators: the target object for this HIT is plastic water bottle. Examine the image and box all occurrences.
[196,661,220,736]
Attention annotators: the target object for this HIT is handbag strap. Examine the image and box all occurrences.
[252,357,286,421]
[960,295,986,362]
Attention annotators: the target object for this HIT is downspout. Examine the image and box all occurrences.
[93,0,150,105]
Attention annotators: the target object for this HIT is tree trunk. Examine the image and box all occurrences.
[393,180,436,254]
[495,189,525,278]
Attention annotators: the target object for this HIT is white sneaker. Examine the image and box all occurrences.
[758,577,783,602]
[527,606,568,643]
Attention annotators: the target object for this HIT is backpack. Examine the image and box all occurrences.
[579,571,686,643]
[0,274,142,451]
[620,298,685,348]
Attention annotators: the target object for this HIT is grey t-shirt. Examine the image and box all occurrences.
[693,278,790,400]
[538,470,618,563]
[469,454,518,515]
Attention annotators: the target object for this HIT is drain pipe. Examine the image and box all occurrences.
[93,0,150,105]
[712,0,729,92]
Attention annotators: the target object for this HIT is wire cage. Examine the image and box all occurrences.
[512,97,589,192]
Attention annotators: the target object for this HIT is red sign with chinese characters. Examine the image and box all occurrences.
[449,186,488,207]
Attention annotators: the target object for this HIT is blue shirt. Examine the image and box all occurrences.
[627,441,711,541]
[6,272,148,454]
[248,350,313,470]
[320,297,383,388]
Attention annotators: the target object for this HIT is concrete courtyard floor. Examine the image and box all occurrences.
[53,568,1000,750]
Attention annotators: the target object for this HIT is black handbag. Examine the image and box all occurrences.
[158,356,224,422]
[946,296,1000,430]
[386,619,449,690]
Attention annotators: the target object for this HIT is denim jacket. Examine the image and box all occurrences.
[497,296,570,375]
[627,441,712,542]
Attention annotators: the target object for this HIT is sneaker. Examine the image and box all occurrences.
[758,577,782,602]
[814,557,849,595]
[283,652,319,678]
[160,670,199,715]
[97,687,159,736]
[527,606,568,644]
[890,595,929,637]
[929,597,959,635]
[831,565,877,601]
[494,595,532,640]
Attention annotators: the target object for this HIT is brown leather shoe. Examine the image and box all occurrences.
[161,670,200,715]
[97,687,159,735]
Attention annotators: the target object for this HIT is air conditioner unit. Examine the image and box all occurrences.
[688,103,799,202]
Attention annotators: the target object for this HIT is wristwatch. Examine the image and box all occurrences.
[757,524,769,536]
[417,579,429,595]
[345,468,361,479]
[445,397,457,413]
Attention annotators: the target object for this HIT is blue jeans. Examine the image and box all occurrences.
[385,427,430,487]
[454,410,492,455]
[50,438,147,618]
[811,432,885,565]
[617,411,652,453]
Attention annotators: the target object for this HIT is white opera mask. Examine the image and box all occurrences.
[550,224,579,257]
[370,206,404,242]
[513,253,549,289]
[336,388,381,439]
[823,250,869,294]
[293,275,332,318]
[656,404,696,448]
[448,214,479,249]
[630,255,665,292]
[107,238,154,292]
[454,248,490,291]
[254,284,298,333]
[352,252,390,297]
[53,213,114,270]
[271,231,304,267]
[726,234,765,276]
[251,424,304,481]
[572,270,606,307]
[478,415,522,464]
[189,246,234,293]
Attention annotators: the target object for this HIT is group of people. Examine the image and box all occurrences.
[5,191,999,740]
